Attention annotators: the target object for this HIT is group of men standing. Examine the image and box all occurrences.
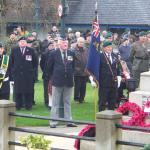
[0,25,150,128]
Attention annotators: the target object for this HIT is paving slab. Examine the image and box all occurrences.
[14,125,86,150]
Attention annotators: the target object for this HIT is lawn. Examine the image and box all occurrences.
[15,72,98,126]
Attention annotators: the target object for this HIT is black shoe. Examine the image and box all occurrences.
[66,123,77,127]
[50,124,56,128]
[26,107,32,110]
[79,99,85,103]
[35,79,39,83]
[33,101,36,105]
[48,106,51,110]
[16,107,21,111]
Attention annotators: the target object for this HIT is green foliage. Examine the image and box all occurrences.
[20,134,51,150]
[141,144,150,150]
[14,71,97,126]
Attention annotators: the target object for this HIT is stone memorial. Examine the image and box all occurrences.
[129,71,150,113]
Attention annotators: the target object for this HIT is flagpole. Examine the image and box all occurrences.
[95,0,98,21]
[86,0,100,120]
[93,0,98,120]
[93,88,98,120]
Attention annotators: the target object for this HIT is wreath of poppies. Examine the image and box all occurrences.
[116,101,150,127]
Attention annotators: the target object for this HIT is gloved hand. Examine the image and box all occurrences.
[89,76,97,88]
[117,76,122,88]
[91,80,97,88]
[10,81,14,86]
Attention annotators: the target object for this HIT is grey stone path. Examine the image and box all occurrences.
[15,125,86,150]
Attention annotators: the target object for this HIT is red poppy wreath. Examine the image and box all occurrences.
[116,101,147,127]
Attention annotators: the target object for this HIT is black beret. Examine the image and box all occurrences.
[18,36,26,41]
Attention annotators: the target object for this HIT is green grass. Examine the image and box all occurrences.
[15,72,98,126]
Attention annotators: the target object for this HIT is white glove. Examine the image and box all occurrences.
[89,76,97,88]
[117,76,121,88]
[91,81,97,88]
[10,81,14,86]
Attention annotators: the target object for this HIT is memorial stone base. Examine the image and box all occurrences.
[129,71,150,111]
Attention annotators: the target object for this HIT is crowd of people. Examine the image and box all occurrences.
[0,25,150,128]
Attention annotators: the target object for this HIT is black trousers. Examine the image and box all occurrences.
[0,93,10,100]
[99,86,117,111]
[15,93,33,110]
[34,55,39,81]
[0,81,10,100]
[117,82,126,105]
[43,79,49,106]
[74,76,87,102]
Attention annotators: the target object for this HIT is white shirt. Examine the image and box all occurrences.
[105,52,112,64]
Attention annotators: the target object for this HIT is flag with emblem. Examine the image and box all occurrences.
[86,1,101,83]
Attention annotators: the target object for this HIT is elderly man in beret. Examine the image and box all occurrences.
[98,41,120,111]
[105,31,119,55]
[130,31,150,88]
[10,37,37,110]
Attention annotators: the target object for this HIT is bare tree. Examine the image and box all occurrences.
[0,0,61,37]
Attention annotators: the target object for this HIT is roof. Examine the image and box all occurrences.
[66,0,150,26]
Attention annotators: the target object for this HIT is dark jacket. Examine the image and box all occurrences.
[40,49,54,79]
[10,46,37,93]
[130,41,150,72]
[119,44,132,72]
[41,39,49,54]
[99,52,119,88]
[45,49,75,87]
[73,46,89,76]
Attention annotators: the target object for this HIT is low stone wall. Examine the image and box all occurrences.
[80,128,150,150]
[121,130,150,150]
[80,141,95,150]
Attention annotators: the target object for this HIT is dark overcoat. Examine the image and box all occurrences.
[10,46,37,93]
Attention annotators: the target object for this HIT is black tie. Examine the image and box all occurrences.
[63,52,67,62]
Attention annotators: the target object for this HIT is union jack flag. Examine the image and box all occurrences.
[93,21,100,38]
[86,1,101,82]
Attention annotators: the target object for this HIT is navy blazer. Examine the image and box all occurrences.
[45,49,75,87]
[99,52,119,88]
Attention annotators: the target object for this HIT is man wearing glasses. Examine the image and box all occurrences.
[45,38,77,128]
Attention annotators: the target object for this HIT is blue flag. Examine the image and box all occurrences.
[86,21,100,82]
